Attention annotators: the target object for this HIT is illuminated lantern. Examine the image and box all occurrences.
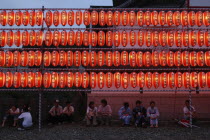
[113,31,121,47]
[99,11,106,26]
[28,51,35,66]
[137,11,144,26]
[114,72,121,88]
[0,10,7,26]
[137,72,145,88]
[181,51,190,66]
[145,72,152,88]
[198,72,206,88]
[174,31,182,47]
[182,31,189,47]
[59,51,67,66]
[15,11,22,26]
[175,72,182,88]
[51,51,59,66]
[197,51,205,66]
[60,30,67,46]
[51,72,59,88]
[168,72,175,88]
[68,30,75,46]
[173,11,181,26]
[144,11,151,26]
[203,11,210,26]
[113,11,120,26]
[106,31,113,47]
[129,51,136,67]
[98,31,105,47]
[45,10,53,27]
[98,72,105,89]
[152,31,159,47]
[136,51,143,67]
[5,51,13,67]
[28,72,35,88]
[89,31,97,47]
[5,72,13,88]
[205,51,210,66]
[189,51,197,66]
[143,51,151,67]
[75,31,83,46]
[166,11,173,26]
[188,11,196,26]
[0,31,7,47]
[190,72,198,88]
[128,11,136,26]
[0,72,5,87]
[159,51,167,66]
[67,72,74,88]
[197,30,205,47]
[151,11,158,26]
[81,72,89,88]
[106,51,112,66]
[61,10,67,26]
[7,11,15,26]
[74,72,81,87]
[130,72,137,88]
[106,72,113,88]
[91,11,98,25]
[90,72,97,88]
[130,30,136,46]
[189,30,197,47]
[59,72,67,88]
[43,72,51,88]
[34,51,42,66]
[121,51,129,66]
[45,31,53,46]
[121,31,128,47]
[161,72,168,88]
[181,11,188,26]
[182,72,190,88]
[159,31,167,47]
[22,30,29,46]
[76,11,82,26]
[138,31,144,47]
[29,30,36,46]
[13,72,21,88]
[0,51,5,66]
[36,31,43,46]
[204,31,210,47]
[29,10,36,26]
[35,72,42,88]
[83,10,90,26]
[167,51,174,67]
[13,51,20,66]
[89,51,97,67]
[167,31,174,47]
[7,30,14,47]
[121,72,129,89]
[53,30,61,47]
[81,51,89,66]
[53,11,60,26]
[43,51,51,67]
[107,11,113,26]
[158,11,166,26]
[98,51,105,66]
[145,31,152,47]
[74,51,81,67]
[152,72,160,88]
[36,10,43,26]
[121,11,129,26]
[20,51,28,66]
[68,11,74,26]
[66,51,73,66]
[151,51,159,66]
[14,30,21,47]
[113,51,121,67]
[21,72,28,88]
[206,72,210,88]
[195,11,203,27]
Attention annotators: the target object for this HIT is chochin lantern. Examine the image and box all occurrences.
[107,11,113,26]
[51,51,59,67]
[189,30,197,47]
[83,10,90,26]
[91,11,98,25]
[152,31,159,47]
[35,72,42,88]
[89,51,97,67]
[159,51,167,66]
[7,30,14,47]
[168,72,175,88]
[182,31,189,47]
[145,72,152,88]
[98,72,105,89]
[121,51,129,66]
[20,51,28,66]
[76,11,82,26]
[53,11,60,26]
[203,11,210,26]
[0,10,7,26]
[106,51,113,66]
[98,51,105,66]
[61,30,67,46]
[5,72,13,88]
[129,51,136,67]
[197,31,205,47]
[159,31,167,47]
[158,11,166,26]
[99,11,106,26]
[144,11,151,26]
[29,10,36,26]
[190,72,198,88]
[205,51,210,66]
[81,51,89,66]
[167,51,174,67]
[198,72,206,88]
[0,72,5,87]
[182,72,190,88]
[130,72,137,88]
[113,31,121,47]
[22,11,30,26]
[59,51,67,66]
[195,11,203,27]
[7,11,15,26]
[15,11,22,26]
[181,51,190,66]
[137,72,145,88]
[151,51,159,67]
[130,30,136,46]
[0,51,5,66]
[114,72,121,88]
[83,30,89,46]
[61,10,67,26]
[122,11,129,26]
[106,72,113,88]
[175,72,182,88]
[90,72,97,88]
[98,31,105,47]
[5,51,13,67]
[0,31,7,47]
[75,31,83,46]
[167,31,174,47]
[29,30,36,46]
[166,11,173,26]
[43,72,51,88]
[113,51,121,67]
[89,31,97,47]
[68,11,74,26]
[81,72,89,88]
[106,31,113,47]
[136,51,143,67]
[204,31,210,47]
[74,51,81,67]
[51,72,59,88]
[36,10,43,26]
[59,72,67,88]
[74,72,81,87]
[173,11,181,26]
[14,30,22,47]
[188,11,196,26]
[67,72,74,88]
[145,31,152,47]
[151,11,158,26]
[197,51,204,66]
[121,72,129,89]
[113,11,120,26]
[152,72,160,88]
[206,72,210,88]
[143,51,151,67]
[45,31,53,46]
[181,11,188,26]
[28,51,35,67]
[34,51,42,66]
[22,30,29,46]
[43,51,51,67]
[189,51,197,66]
[68,31,75,46]
[174,31,182,47]
[28,72,35,88]
[36,31,43,46]
[137,11,144,26]
[45,11,53,27]
[138,31,144,47]
[21,72,28,88]
[66,51,73,66]
[53,31,61,47]
[13,72,21,88]
[160,72,168,88]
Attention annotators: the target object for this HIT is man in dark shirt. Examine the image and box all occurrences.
[133,100,147,127]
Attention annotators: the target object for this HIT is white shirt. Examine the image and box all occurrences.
[18,112,33,127]
[63,106,74,114]
[87,107,97,116]
[183,106,196,118]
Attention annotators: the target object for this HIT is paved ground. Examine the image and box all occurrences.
[0,123,210,140]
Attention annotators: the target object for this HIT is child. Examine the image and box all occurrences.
[147,101,160,128]
[2,105,20,127]
[133,100,147,127]
[118,102,132,126]
[86,101,97,126]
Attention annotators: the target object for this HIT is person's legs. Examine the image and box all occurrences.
[48,114,55,124]
[155,118,158,127]
[99,116,105,125]
[1,114,9,127]
[135,116,141,126]
[93,116,97,126]
[125,116,132,125]
[105,116,111,126]
[17,119,24,129]
[13,115,19,127]
[86,116,92,126]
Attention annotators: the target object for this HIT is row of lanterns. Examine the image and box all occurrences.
[0,10,210,26]
[1,30,210,47]
[0,71,210,89]
[1,50,210,67]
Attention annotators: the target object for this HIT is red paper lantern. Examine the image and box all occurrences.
[91,11,98,25]
[198,72,206,88]
[121,72,129,89]
[182,72,190,88]
[43,72,51,88]
[106,51,112,66]
[59,50,67,66]
[175,72,182,88]
[7,30,14,47]
[130,72,137,88]
[29,10,36,26]
[173,11,181,26]
[182,31,189,47]
[113,51,121,67]
[129,51,136,67]
[128,11,136,26]
[98,31,105,47]
[61,30,67,46]
[188,11,196,26]
[151,51,159,67]
[190,72,198,88]
[29,30,36,46]
[68,31,75,46]
[130,30,136,46]
[121,51,128,66]
[99,11,106,26]
[137,31,144,47]
[137,72,145,88]
[81,72,89,88]
[81,51,89,66]
[53,11,60,26]
[5,72,13,88]
[53,31,61,47]
[167,31,174,47]
[51,51,59,67]
[121,11,129,26]
[98,72,105,89]
[13,51,20,66]
[28,72,35,88]
[28,51,35,66]
[151,11,158,26]
[106,31,113,47]
[0,10,7,26]
[66,51,73,66]
[114,72,121,88]
[43,51,51,67]
[35,31,43,46]
[0,51,5,66]
[106,72,113,88]
[83,31,89,46]
[45,10,53,27]
[98,51,105,66]
[167,51,174,67]
[45,31,53,46]
[145,31,152,47]
[144,11,151,26]
[152,72,160,88]
[21,72,28,88]
[137,11,144,26]
[197,30,205,47]
[205,51,210,66]
[22,30,29,46]
[68,11,74,26]
[74,51,81,67]
[174,31,182,47]
[206,72,210,88]
[113,31,121,47]
[195,11,203,27]
[36,10,43,26]
[168,72,175,88]
[152,31,159,47]
[158,11,166,26]
[160,72,168,88]
[189,30,197,47]
[74,72,81,87]
[204,31,210,47]
[89,51,97,67]
[113,11,121,26]
[166,11,173,26]
[189,51,197,66]
[35,72,42,88]
[107,11,113,26]
[159,31,167,47]
[59,72,67,88]
[159,51,167,66]
[75,31,83,46]
[197,51,205,66]
[83,10,90,26]
[13,72,21,88]
[51,72,59,88]
[5,51,13,67]
[181,51,190,66]
[7,11,15,26]
[90,72,97,88]
[181,11,188,26]
[61,10,67,26]
[203,11,210,26]
[136,51,143,67]
[67,72,74,88]
[34,51,42,66]
[0,72,5,87]
[15,11,22,26]
[89,31,97,47]
[143,51,151,67]
[76,11,82,26]
[20,51,28,66]
[14,30,21,47]
[145,72,152,88]
[0,31,7,47]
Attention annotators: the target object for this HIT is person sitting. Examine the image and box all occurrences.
[48,99,63,125]
[63,101,74,123]
[118,102,132,126]
[183,100,196,123]
[133,100,147,127]
[2,105,20,127]
[17,106,33,131]
[86,101,97,126]
[147,101,160,128]
[97,99,112,126]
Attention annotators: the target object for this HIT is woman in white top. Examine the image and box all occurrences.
[2,105,20,127]
[86,101,97,126]
[17,106,33,131]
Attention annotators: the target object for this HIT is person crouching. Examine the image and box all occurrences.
[118,102,132,126]
[86,101,97,126]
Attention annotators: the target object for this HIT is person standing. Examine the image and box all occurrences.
[97,99,112,126]
[63,101,74,123]
[133,100,147,127]
[48,99,63,125]
[118,102,132,126]
[17,106,33,131]
[86,101,97,126]
[147,101,160,128]
[2,105,20,127]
